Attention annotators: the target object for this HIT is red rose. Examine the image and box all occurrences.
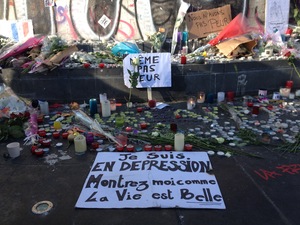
[99,63,105,69]
[83,63,90,68]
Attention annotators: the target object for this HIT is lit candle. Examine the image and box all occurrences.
[187,97,196,110]
[217,92,225,103]
[147,87,152,101]
[184,144,193,151]
[174,133,184,151]
[101,100,111,117]
[74,134,87,155]
[197,92,205,103]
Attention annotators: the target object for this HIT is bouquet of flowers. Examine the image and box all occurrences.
[147,28,167,52]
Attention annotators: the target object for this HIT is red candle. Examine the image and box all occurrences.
[226,91,235,102]
[148,99,156,108]
[42,139,51,147]
[37,116,44,124]
[181,55,187,64]
[91,142,100,150]
[31,145,38,154]
[184,144,193,151]
[116,145,124,151]
[252,104,260,115]
[164,145,172,151]
[62,132,69,139]
[34,148,44,156]
[38,130,46,137]
[126,144,134,152]
[154,145,162,151]
[144,144,152,151]
[137,107,143,113]
[286,80,293,89]
[140,122,147,129]
[52,131,60,139]
[125,127,133,132]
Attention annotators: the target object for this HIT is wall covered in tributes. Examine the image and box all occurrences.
[0,0,268,42]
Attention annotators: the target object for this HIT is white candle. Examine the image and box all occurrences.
[74,134,87,154]
[187,97,196,110]
[217,92,225,103]
[99,93,107,103]
[147,87,152,101]
[101,100,111,117]
[197,92,205,103]
[174,133,185,151]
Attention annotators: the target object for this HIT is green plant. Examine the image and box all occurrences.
[126,57,140,103]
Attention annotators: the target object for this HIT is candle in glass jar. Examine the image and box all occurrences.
[110,98,116,111]
[187,97,196,110]
[174,133,184,151]
[101,100,111,117]
[197,92,205,103]
[74,134,87,155]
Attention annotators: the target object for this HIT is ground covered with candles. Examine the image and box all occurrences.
[2,95,300,159]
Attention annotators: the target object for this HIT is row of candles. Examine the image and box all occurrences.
[89,93,117,118]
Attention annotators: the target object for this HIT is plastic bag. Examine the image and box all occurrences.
[111,41,140,57]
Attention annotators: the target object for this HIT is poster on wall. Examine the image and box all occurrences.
[0,20,34,42]
[76,152,226,209]
[265,0,290,35]
[123,53,172,88]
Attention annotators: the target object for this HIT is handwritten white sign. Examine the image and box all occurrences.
[265,0,290,34]
[123,53,172,88]
[76,152,226,209]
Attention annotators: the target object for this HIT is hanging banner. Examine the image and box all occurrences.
[76,152,226,209]
[123,53,172,88]
[265,0,290,34]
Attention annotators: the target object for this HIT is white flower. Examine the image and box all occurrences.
[131,57,140,66]
[151,131,159,137]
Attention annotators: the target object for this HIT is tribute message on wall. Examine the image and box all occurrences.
[186,5,232,39]
[76,152,226,209]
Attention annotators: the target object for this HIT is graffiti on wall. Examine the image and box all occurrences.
[0,0,251,41]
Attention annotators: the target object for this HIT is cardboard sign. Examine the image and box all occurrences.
[123,53,171,88]
[186,5,232,39]
[76,152,226,209]
[265,0,290,35]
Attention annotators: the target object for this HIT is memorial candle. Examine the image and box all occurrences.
[174,133,184,151]
[101,100,111,117]
[74,134,87,155]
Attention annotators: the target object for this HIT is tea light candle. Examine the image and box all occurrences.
[154,145,162,151]
[137,107,143,113]
[125,126,133,132]
[74,134,87,155]
[140,122,147,129]
[164,145,172,151]
[62,132,69,139]
[184,144,193,151]
[144,144,152,151]
[101,100,111,117]
[52,131,60,139]
[116,145,124,151]
[91,142,100,150]
[126,144,134,152]
[197,92,205,103]
[174,133,184,151]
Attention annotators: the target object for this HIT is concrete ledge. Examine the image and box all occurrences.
[1,59,300,103]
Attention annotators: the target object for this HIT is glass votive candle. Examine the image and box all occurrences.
[226,91,235,101]
[279,87,291,97]
[272,92,281,100]
[289,92,295,99]
[116,145,124,151]
[144,144,152,151]
[187,96,196,110]
[197,92,205,103]
[154,145,162,151]
[206,93,214,104]
[110,98,116,111]
[217,92,225,103]
[252,104,260,115]
[52,131,60,139]
[164,145,172,151]
[184,144,193,151]
[126,144,135,152]
[286,80,294,89]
